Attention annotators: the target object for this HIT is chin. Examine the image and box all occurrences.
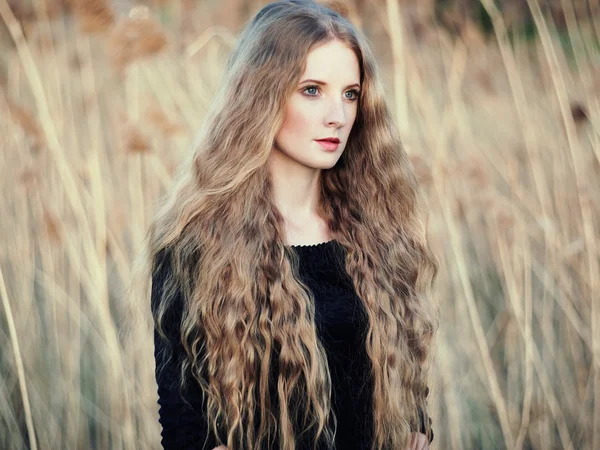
[311,159,340,170]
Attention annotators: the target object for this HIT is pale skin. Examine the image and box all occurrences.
[268,39,360,244]
[212,39,429,450]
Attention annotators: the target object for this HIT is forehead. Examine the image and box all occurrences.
[301,40,360,84]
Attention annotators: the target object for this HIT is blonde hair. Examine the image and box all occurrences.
[142,1,439,449]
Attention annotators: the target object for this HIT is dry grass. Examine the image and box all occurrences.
[0,0,598,449]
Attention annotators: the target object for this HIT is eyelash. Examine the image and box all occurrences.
[302,85,361,101]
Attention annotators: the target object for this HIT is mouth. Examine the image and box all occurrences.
[315,138,341,152]
[316,138,341,144]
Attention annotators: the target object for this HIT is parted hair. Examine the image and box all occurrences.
[141,1,439,449]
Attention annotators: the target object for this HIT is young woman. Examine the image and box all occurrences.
[148,1,438,449]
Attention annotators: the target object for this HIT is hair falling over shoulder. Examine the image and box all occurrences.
[143,1,439,449]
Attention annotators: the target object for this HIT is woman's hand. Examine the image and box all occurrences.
[212,446,228,450]
[408,432,430,450]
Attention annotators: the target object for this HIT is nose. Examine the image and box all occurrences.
[325,98,347,128]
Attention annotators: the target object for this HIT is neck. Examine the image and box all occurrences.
[268,148,322,221]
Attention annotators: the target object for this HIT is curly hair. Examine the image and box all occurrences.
[142,1,439,449]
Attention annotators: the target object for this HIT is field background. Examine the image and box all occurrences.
[1,0,599,449]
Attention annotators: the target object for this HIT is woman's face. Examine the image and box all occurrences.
[273,39,361,170]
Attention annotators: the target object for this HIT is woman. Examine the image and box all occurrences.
[148,1,438,449]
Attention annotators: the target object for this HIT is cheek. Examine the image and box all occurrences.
[281,101,313,139]
[347,105,358,127]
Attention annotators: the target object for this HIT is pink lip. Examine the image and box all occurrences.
[316,139,340,152]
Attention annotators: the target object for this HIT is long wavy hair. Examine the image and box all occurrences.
[142,1,439,449]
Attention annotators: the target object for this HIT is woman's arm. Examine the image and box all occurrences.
[152,249,221,450]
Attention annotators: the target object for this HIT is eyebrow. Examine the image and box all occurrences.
[299,79,361,89]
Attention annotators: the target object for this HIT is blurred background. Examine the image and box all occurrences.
[0,0,598,448]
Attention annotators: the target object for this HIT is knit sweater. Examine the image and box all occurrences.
[152,240,434,450]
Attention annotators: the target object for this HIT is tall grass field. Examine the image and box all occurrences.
[0,0,599,448]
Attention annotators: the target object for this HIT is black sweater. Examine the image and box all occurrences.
[152,240,433,449]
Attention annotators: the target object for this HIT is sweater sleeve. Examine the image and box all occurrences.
[151,249,220,450]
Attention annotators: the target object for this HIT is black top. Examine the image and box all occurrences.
[152,240,433,449]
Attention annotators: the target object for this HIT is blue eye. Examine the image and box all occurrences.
[302,85,361,101]
[303,85,319,96]
[345,90,360,100]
